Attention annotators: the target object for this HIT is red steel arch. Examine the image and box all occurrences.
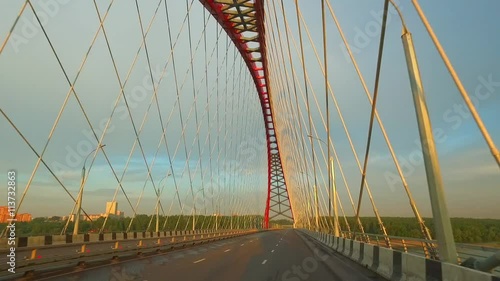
[200,0,293,228]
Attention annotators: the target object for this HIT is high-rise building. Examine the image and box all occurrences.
[0,206,32,223]
[84,214,103,221]
[105,201,118,215]
[16,213,32,222]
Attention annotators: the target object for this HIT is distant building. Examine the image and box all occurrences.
[0,206,32,223]
[84,214,103,221]
[102,201,125,218]
[106,201,118,215]
[16,213,32,222]
[62,214,83,222]
[0,206,9,222]
[61,204,125,222]
[59,202,124,221]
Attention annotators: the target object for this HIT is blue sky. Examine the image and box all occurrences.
[0,0,499,220]
[273,0,500,219]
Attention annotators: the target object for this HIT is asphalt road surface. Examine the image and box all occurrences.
[37,230,386,281]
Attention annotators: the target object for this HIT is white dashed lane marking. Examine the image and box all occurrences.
[262,259,267,265]
[193,258,206,264]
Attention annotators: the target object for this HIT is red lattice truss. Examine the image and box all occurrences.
[200,0,293,228]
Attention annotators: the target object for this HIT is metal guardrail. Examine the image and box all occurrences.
[0,229,260,279]
[336,230,500,276]
[0,229,238,250]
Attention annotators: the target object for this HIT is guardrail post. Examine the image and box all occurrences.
[402,239,408,253]
[18,237,27,247]
[30,249,37,260]
[66,234,73,244]
[44,235,52,246]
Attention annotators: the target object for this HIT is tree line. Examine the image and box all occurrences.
[0,215,264,236]
[319,216,500,244]
[2,216,498,244]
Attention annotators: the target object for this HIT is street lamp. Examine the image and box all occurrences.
[307,134,339,236]
[73,144,106,235]
[192,188,206,231]
[155,172,171,233]
[215,197,223,231]
[299,171,318,231]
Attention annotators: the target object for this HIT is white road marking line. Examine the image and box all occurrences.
[276,244,278,246]
[262,259,267,265]
[193,258,206,264]
[271,250,275,253]
[241,244,245,246]
[224,249,231,252]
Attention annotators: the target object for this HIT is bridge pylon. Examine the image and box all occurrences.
[200,0,293,228]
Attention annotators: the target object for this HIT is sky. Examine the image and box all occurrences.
[0,0,499,221]
[274,0,500,220]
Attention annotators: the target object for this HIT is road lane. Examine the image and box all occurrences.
[34,230,386,281]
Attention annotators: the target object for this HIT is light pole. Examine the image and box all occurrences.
[295,173,311,229]
[192,188,205,231]
[308,135,339,236]
[308,135,329,215]
[329,157,339,237]
[155,172,171,233]
[215,198,221,231]
[73,144,105,235]
[299,171,318,231]
[313,184,319,231]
